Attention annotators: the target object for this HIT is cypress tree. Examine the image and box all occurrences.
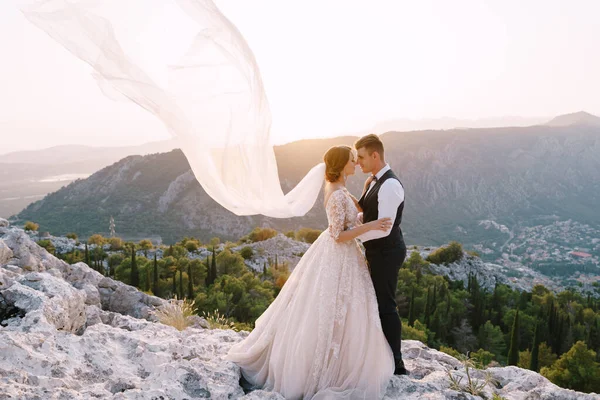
[130,246,139,287]
[205,254,212,286]
[152,253,159,296]
[431,284,438,314]
[262,262,267,279]
[179,267,183,300]
[211,247,217,282]
[85,243,90,266]
[530,320,540,372]
[508,309,520,366]
[589,319,600,353]
[554,315,565,355]
[408,287,416,327]
[424,287,432,327]
[187,262,194,300]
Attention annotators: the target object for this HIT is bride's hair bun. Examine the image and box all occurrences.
[323,145,352,183]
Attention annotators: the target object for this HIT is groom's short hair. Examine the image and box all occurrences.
[354,134,384,160]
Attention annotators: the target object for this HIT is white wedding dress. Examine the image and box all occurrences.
[225,189,394,399]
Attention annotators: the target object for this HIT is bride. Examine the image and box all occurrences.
[225,145,395,399]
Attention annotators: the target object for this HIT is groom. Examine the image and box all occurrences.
[354,134,408,376]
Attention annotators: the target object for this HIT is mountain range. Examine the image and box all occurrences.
[9,112,600,251]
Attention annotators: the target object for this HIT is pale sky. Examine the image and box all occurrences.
[1,0,599,154]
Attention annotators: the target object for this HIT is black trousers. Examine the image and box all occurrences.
[365,243,407,363]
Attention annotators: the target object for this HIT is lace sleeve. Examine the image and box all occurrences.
[326,190,347,240]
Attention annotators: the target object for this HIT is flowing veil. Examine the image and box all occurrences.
[19,0,326,218]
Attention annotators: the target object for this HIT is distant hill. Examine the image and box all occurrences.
[545,111,600,127]
[0,139,178,165]
[0,139,179,218]
[13,119,600,250]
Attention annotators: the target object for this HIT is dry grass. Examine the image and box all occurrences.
[152,298,196,331]
[201,310,236,330]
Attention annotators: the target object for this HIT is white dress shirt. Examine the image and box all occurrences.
[356,164,404,243]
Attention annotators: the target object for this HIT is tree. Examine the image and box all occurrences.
[138,239,153,257]
[187,261,194,300]
[130,246,139,288]
[108,253,124,277]
[541,341,600,393]
[408,287,416,327]
[152,253,159,296]
[530,320,541,371]
[205,253,214,286]
[185,240,199,254]
[211,247,218,282]
[536,342,558,370]
[189,259,207,287]
[216,248,246,277]
[478,321,506,360]
[178,258,189,300]
[87,234,105,247]
[451,319,477,354]
[508,309,520,366]
[109,237,124,250]
[424,287,432,327]
[84,243,90,266]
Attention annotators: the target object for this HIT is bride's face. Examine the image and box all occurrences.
[343,151,357,177]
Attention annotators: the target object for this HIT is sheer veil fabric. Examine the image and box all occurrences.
[19,0,326,218]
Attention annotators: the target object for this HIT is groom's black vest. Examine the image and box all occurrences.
[358,169,405,251]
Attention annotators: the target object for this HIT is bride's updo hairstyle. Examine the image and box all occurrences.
[323,145,352,183]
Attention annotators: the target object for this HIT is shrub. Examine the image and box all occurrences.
[66,232,78,240]
[37,239,55,254]
[295,228,322,244]
[402,320,428,342]
[440,346,462,359]
[426,241,464,265]
[239,246,254,260]
[244,227,277,243]
[24,221,39,231]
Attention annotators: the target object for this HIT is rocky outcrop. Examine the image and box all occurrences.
[1,226,598,399]
[232,233,311,271]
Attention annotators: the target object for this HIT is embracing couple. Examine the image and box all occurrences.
[225,134,408,399]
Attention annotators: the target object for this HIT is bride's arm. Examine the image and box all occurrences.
[335,218,391,243]
[328,190,391,243]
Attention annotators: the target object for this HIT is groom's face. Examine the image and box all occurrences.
[356,147,374,174]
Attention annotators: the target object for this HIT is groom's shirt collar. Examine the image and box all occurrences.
[374,163,391,181]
